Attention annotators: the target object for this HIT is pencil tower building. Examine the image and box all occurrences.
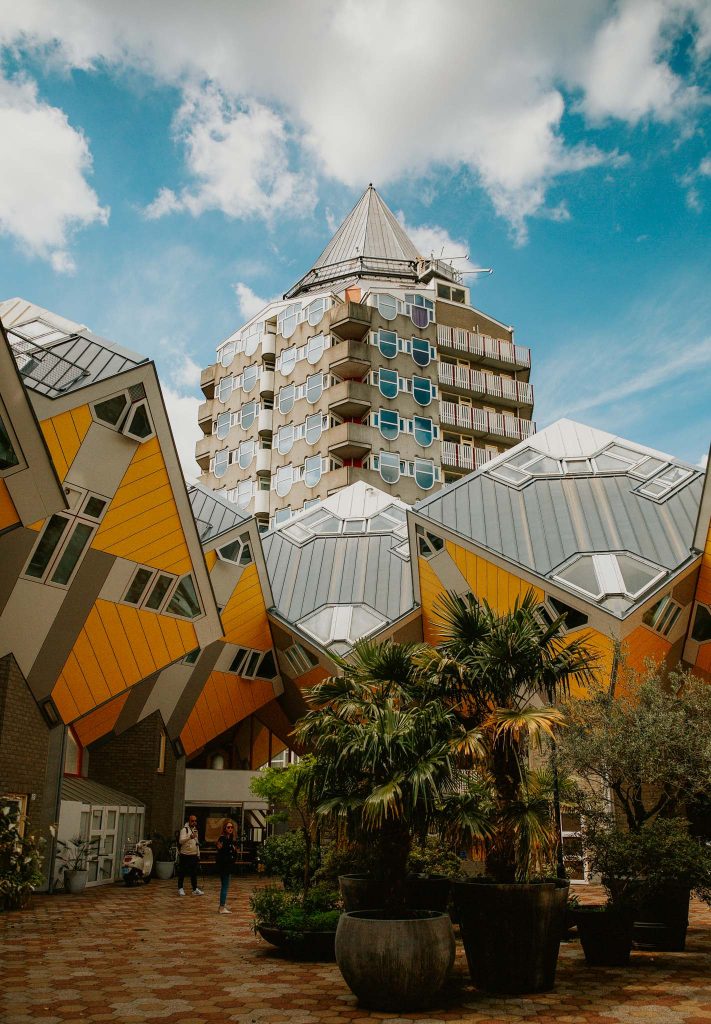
[196,186,534,527]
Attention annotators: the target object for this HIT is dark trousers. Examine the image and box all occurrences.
[178,854,199,890]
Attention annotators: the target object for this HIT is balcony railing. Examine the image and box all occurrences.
[439,401,535,441]
[441,442,495,472]
[438,363,533,405]
[437,324,530,369]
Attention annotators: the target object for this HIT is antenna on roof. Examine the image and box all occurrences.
[439,254,494,276]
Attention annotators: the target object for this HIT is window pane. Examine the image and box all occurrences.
[125,567,153,604]
[145,574,174,610]
[556,556,600,597]
[414,459,435,490]
[379,451,400,485]
[278,384,295,414]
[242,365,258,392]
[214,449,229,478]
[26,515,69,578]
[305,414,323,445]
[306,374,323,404]
[412,376,432,406]
[307,298,326,326]
[548,597,588,629]
[238,441,255,469]
[280,347,297,374]
[379,409,399,440]
[378,330,398,358]
[307,334,325,365]
[411,338,431,367]
[277,425,294,454]
[241,402,257,430]
[343,519,366,534]
[218,540,242,563]
[125,404,152,439]
[377,294,397,320]
[50,522,93,585]
[83,496,107,519]
[93,394,128,426]
[276,467,293,497]
[216,411,231,439]
[691,604,711,643]
[0,417,19,470]
[413,416,433,447]
[616,554,660,596]
[256,651,276,678]
[379,368,398,399]
[304,455,322,488]
[166,575,201,618]
[220,342,235,367]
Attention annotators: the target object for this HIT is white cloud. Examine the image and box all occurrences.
[169,352,201,391]
[233,282,274,321]
[144,85,315,223]
[396,213,480,273]
[1,1,709,241]
[698,451,709,470]
[162,386,201,480]
[0,71,108,270]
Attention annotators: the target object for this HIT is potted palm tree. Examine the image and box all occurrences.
[55,835,102,894]
[423,590,597,994]
[295,639,492,1012]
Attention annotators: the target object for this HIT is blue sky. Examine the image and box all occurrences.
[1,1,710,474]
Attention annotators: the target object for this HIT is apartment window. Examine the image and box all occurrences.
[276,423,295,455]
[91,390,154,443]
[436,283,466,303]
[554,553,664,603]
[182,648,201,665]
[278,303,301,339]
[305,413,323,446]
[275,465,293,497]
[238,439,256,469]
[279,346,298,375]
[0,415,20,472]
[216,376,235,403]
[123,401,153,441]
[375,293,398,320]
[306,373,323,404]
[219,341,236,367]
[283,643,318,675]
[231,479,253,509]
[643,594,682,636]
[378,409,400,440]
[306,297,327,326]
[303,455,322,488]
[413,416,434,447]
[242,364,259,393]
[274,507,292,526]
[240,401,259,430]
[278,383,295,414]
[145,573,175,610]
[417,527,445,558]
[24,489,106,587]
[378,329,398,359]
[414,458,435,490]
[229,646,278,679]
[379,451,400,485]
[412,375,434,407]
[213,448,229,479]
[215,411,231,439]
[218,535,252,566]
[93,393,129,427]
[166,575,202,619]
[411,337,432,367]
[306,333,325,365]
[638,465,693,500]
[691,604,711,643]
[242,320,263,356]
[123,566,201,619]
[378,368,399,400]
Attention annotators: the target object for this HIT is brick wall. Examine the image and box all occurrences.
[0,653,59,887]
[88,712,185,839]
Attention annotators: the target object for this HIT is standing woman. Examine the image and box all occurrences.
[215,820,237,914]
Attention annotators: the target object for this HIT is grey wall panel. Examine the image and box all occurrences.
[0,528,35,617]
[290,543,315,618]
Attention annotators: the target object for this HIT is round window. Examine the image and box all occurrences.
[280,347,297,375]
[378,368,399,400]
[378,409,399,440]
[278,384,295,414]
[378,330,398,359]
[379,451,401,485]
[414,458,435,489]
[277,424,295,455]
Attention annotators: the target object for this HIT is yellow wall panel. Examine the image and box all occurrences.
[180,671,275,757]
[137,612,170,670]
[220,564,271,650]
[418,556,446,644]
[92,438,192,573]
[116,604,157,680]
[82,611,126,697]
[0,479,19,531]
[95,602,141,685]
[52,678,80,723]
[55,650,94,719]
[622,624,673,676]
[74,692,130,748]
[445,541,544,614]
[205,550,218,571]
[72,630,111,707]
[40,406,92,481]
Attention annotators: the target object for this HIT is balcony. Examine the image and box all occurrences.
[437,324,531,372]
[258,408,273,435]
[328,337,372,380]
[262,331,277,358]
[195,436,212,471]
[200,364,216,399]
[438,363,534,411]
[329,301,372,341]
[441,442,495,473]
[327,380,372,419]
[256,449,272,475]
[254,490,270,517]
[439,401,536,442]
[198,399,214,435]
[326,422,373,461]
[259,369,275,398]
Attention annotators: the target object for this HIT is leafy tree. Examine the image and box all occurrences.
[0,804,45,910]
[557,664,711,831]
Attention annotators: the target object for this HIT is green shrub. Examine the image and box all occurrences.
[0,804,45,911]
[260,831,310,889]
[312,841,377,886]
[407,836,463,879]
[250,882,342,938]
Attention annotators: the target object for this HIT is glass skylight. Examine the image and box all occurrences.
[553,552,664,604]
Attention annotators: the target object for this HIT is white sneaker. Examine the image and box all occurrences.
[193,888,204,896]
[219,906,232,914]
[178,888,186,896]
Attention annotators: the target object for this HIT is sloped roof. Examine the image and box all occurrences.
[415,419,704,617]
[0,297,146,398]
[285,186,423,298]
[262,481,415,652]
[188,482,249,544]
[61,775,145,807]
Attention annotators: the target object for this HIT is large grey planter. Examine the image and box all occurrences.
[154,861,174,880]
[335,910,455,1011]
[66,869,88,894]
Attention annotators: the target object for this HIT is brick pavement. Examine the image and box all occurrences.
[2,876,710,1024]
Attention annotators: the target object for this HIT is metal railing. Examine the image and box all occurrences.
[436,324,531,368]
[439,401,535,440]
[437,363,533,404]
[8,335,90,395]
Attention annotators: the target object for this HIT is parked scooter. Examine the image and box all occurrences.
[121,838,153,885]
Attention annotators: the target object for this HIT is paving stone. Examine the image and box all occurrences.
[2,879,710,1023]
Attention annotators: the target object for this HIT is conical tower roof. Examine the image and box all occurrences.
[285,185,423,298]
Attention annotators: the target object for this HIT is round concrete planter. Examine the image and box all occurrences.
[571,906,633,966]
[338,874,386,911]
[452,879,568,994]
[154,861,174,880]
[405,874,452,913]
[257,925,336,961]
[335,910,455,1011]
[65,869,88,895]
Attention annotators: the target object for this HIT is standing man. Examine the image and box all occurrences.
[177,814,204,896]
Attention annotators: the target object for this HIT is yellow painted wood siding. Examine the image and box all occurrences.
[52,599,197,723]
[205,550,218,570]
[0,479,19,531]
[73,692,130,748]
[93,437,192,574]
[180,670,275,757]
[39,406,92,482]
[220,563,272,650]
